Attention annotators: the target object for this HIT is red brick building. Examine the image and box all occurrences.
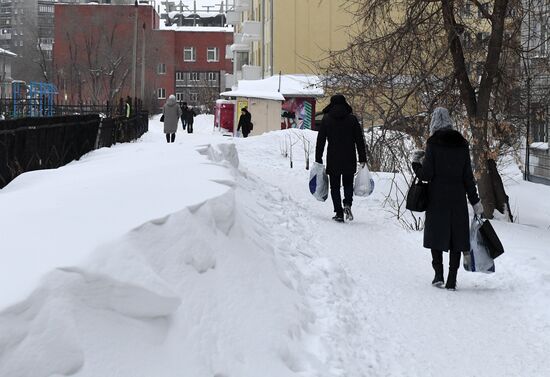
[53,4,233,111]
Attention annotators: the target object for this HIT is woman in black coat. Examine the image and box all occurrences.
[237,107,252,138]
[316,94,367,222]
[412,107,483,290]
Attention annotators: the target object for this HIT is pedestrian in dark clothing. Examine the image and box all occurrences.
[411,107,483,290]
[315,94,367,223]
[182,104,196,133]
[179,102,188,131]
[237,107,252,137]
[162,94,182,143]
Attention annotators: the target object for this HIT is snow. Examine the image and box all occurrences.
[530,141,549,150]
[0,47,16,57]
[161,25,233,32]
[1,115,550,376]
[221,74,324,100]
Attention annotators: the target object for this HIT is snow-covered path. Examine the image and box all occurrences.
[1,116,550,377]
[236,129,550,376]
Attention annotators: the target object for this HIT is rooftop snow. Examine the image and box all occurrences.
[221,74,324,100]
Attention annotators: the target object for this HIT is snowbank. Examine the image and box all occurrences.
[2,117,550,377]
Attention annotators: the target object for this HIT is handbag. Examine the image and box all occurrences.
[406,176,429,212]
[160,114,164,122]
[477,216,505,259]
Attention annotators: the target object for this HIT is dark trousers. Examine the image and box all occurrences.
[181,118,187,130]
[187,122,193,133]
[165,133,175,143]
[431,250,461,271]
[329,173,354,216]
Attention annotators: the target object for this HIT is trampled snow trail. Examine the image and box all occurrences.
[1,116,550,377]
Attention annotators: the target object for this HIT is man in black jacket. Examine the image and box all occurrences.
[315,95,367,222]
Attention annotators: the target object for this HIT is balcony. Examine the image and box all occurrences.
[230,33,250,53]
[242,65,261,80]
[241,21,261,42]
[225,11,241,25]
[235,0,251,11]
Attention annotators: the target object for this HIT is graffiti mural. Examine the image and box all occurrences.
[281,97,316,130]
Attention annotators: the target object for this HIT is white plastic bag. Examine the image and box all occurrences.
[354,165,375,197]
[463,217,495,273]
[309,162,328,201]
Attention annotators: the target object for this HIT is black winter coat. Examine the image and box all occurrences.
[412,129,480,252]
[315,104,367,175]
[181,107,196,124]
[238,111,252,135]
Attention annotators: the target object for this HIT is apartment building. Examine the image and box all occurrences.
[53,3,232,109]
[225,0,354,83]
[0,0,55,82]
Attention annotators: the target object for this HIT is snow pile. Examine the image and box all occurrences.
[0,119,325,376]
[1,116,550,376]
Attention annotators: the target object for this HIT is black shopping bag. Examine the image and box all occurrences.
[406,176,429,212]
[478,217,505,259]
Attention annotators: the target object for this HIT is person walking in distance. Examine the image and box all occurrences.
[411,107,483,290]
[180,102,191,131]
[315,94,367,223]
[237,107,252,138]
[162,94,182,143]
[183,103,196,133]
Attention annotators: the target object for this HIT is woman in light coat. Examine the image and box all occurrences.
[163,95,182,143]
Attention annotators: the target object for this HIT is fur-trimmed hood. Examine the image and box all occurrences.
[427,129,468,148]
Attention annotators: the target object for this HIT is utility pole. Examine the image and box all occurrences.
[132,0,138,101]
[141,22,146,102]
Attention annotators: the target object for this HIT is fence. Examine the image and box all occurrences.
[0,98,144,120]
[528,144,550,185]
[0,112,148,189]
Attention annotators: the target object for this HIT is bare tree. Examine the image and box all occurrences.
[320,0,527,217]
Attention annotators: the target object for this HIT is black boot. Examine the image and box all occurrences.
[332,212,345,223]
[445,252,461,290]
[445,268,457,290]
[431,262,444,287]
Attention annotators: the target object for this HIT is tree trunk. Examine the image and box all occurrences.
[470,118,496,218]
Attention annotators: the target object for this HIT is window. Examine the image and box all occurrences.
[157,63,166,74]
[176,92,184,102]
[190,92,198,102]
[176,72,185,81]
[207,47,219,62]
[158,88,166,99]
[184,47,196,62]
[189,72,200,81]
[207,72,218,81]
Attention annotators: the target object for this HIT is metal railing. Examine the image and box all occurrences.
[0,112,149,189]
